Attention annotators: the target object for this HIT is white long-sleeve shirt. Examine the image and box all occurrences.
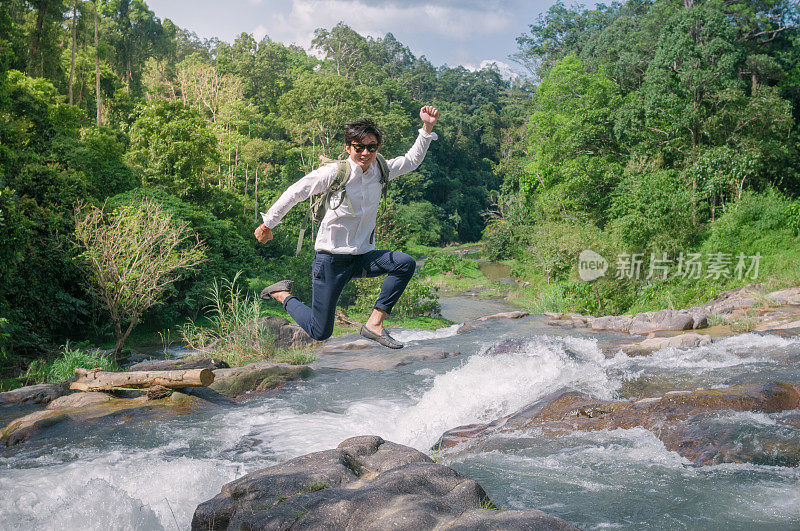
[261,129,438,254]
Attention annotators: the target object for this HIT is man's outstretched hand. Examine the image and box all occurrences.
[254,224,273,243]
[420,105,439,134]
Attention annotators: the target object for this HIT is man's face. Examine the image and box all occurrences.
[345,133,380,172]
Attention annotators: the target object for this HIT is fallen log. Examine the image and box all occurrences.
[70,367,214,391]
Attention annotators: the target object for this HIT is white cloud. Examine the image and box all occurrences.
[463,59,521,81]
[251,24,268,42]
[261,0,514,51]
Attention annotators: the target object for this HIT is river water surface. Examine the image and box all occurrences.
[1,304,800,529]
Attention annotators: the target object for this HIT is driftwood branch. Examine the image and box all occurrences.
[71,368,214,391]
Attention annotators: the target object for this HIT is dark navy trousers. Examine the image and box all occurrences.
[283,250,416,341]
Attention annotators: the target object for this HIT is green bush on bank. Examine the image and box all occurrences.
[24,341,117,385]
[181,272,316,367]
[502,190,800,316]
[420,251,480,278]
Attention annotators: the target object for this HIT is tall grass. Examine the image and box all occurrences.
[24,341,117,384]
[181,272,316,367]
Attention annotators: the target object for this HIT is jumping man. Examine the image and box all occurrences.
[254,106,440,348]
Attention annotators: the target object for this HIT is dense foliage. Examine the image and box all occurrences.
[2,0,800,381]
[488,0,800,313]
[0,1,512,376]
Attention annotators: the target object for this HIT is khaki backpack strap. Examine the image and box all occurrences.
[296,209,310,256]
[296,160,351,256]
[370,154,391,245]
[325,160,351,211]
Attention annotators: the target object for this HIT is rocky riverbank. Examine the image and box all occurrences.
[544,285,800,355]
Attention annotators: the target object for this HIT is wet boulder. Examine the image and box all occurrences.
[0,381,74,407]
[192,435,578,530]
[591,314,634,332]
[476,311,529,321]
[627,309,696,334]
[544,312,594,328]
[622,332,712,356]
[436,382,800,466]
[209,362,312,398]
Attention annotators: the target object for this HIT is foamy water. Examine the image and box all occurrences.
[2,324,799,529]
[391,323,461,343]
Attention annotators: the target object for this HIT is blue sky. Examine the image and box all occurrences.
[145,0,584,75]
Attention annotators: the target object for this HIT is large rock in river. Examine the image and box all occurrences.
[209,362,312,398]
[192,435,578,530]
[436,382,800,466]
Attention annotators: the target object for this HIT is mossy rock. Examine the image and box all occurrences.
[210,363,313,398]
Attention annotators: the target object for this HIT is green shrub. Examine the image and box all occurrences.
[47,341,117,382]
[702,189,793,252]
[419,251,479,278]
[22,341,117,385]
[785,201,800,236]
[395,201,446,246]
[607,169,701,254]
[346,275,441,319]
[482,218,521,261]
[180,272,266,350]
[520,219,608,283]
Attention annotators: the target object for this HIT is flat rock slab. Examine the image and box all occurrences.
[192,435,578,530]
[476,311,529,321]
[548,284,800,338]
[439,295,520,323]
[436,381,800,466]
[314,334,459,370]
[767,287,800,305]
[1,391,210,447]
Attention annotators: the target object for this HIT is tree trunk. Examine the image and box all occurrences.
[95,2,101,126]
[69,0,78,105]
[126,45,132,90]
[71,367,215,391]
[113,315,138,360]
[29,1,49,77]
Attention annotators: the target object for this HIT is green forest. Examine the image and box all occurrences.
[1,0,799,385]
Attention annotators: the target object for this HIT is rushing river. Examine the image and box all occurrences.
[2,311,800,529]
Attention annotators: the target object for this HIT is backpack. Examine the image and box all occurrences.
[295,152,390,256]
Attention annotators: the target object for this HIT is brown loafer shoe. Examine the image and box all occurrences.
[360,324,404,349]
[260,279,294,301]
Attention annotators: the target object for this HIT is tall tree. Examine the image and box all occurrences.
[94,0,100,125]
[27,0,66,79]
[68,0,78,104]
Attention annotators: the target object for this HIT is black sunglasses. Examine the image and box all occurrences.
[350,142,379,153]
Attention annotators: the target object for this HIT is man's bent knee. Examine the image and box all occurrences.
[307,322,334,341]
[395,252,416,275]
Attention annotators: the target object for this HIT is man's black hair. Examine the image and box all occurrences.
[345,116,383,145]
